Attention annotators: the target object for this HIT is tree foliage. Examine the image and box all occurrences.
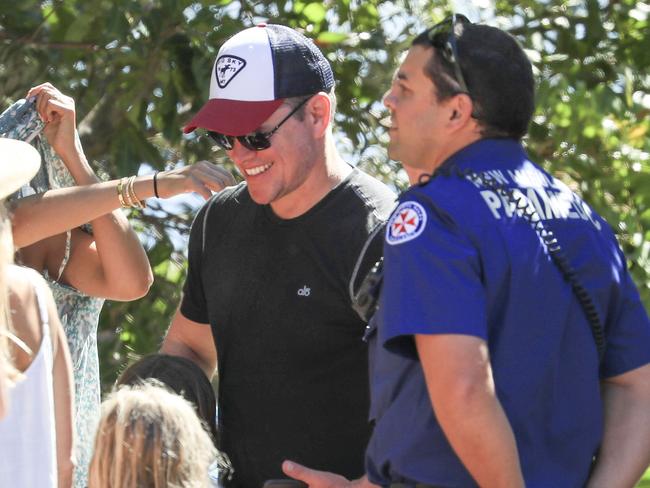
[1,0,648,390]
[499,0,650,310]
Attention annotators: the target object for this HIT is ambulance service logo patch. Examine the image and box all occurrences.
[386,201,427,245]
[215,55,246,88]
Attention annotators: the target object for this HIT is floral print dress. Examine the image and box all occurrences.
[1,98,105,488]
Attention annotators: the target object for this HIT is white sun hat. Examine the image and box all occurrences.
[0,138,41,199]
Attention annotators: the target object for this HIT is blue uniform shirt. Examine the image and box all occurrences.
[366,139,650,487]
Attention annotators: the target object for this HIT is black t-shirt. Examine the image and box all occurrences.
[181,168,395,488]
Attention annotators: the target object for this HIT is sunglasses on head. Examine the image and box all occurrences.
[427,13,472,95]
[207,96,312,152]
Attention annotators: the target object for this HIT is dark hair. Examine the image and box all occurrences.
[116,353,219,445]
[412,21,535,140]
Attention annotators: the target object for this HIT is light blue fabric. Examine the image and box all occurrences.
[1,98,104,488]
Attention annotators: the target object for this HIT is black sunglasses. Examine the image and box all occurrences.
[207,96,312,152]
[427,13,472,95]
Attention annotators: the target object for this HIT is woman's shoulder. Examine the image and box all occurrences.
[7,264,53,329]
[7,264,48,292]
[6,265,51,370]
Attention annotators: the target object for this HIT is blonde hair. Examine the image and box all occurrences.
[89,382,217,488]
[0,203,19,397]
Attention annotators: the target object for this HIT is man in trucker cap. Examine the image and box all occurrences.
[162,23,395,488]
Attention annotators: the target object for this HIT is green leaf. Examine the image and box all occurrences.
[317,31,349,44]
[302,2,327,23]
[64,15,91,42]
[582,125,597,138]
[119,330,134,342]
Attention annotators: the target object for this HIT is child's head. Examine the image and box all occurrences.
[116,353,218,444]
[89,382,216,488]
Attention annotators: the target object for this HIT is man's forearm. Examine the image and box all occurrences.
[416,334,524,488]
[160,337,216,378]
[161,314,218,379]
[434,384,524,487]
[587,365,650,488]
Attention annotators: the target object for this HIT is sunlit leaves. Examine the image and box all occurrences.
[301,3,327,24]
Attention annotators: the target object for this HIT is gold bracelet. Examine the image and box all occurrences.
[128,175,146,209]
[126,176,137,208]
[122,176,135,207]
[116,178,128,208]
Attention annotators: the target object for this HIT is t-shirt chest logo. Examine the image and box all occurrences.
[215,55,246,88]
[386,201,427,245]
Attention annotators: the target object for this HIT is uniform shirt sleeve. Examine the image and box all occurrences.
[602,246,650,378]
[179,200,211,324]
[380,195,487,356]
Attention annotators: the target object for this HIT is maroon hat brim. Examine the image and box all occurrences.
[183,98,285,135]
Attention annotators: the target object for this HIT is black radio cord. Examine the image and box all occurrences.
[431,165,606,363]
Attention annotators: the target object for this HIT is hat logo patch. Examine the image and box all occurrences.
[386,201,427,245]
[215,55,247,88]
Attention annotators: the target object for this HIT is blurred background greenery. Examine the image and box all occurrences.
[1,5,649,479]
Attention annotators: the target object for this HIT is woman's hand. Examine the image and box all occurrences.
[156,161,237,200]
[26,83,79,161]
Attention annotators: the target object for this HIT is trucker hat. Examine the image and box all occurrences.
[184,23,334,136]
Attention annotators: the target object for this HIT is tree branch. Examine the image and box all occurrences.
[0,32,100,51]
